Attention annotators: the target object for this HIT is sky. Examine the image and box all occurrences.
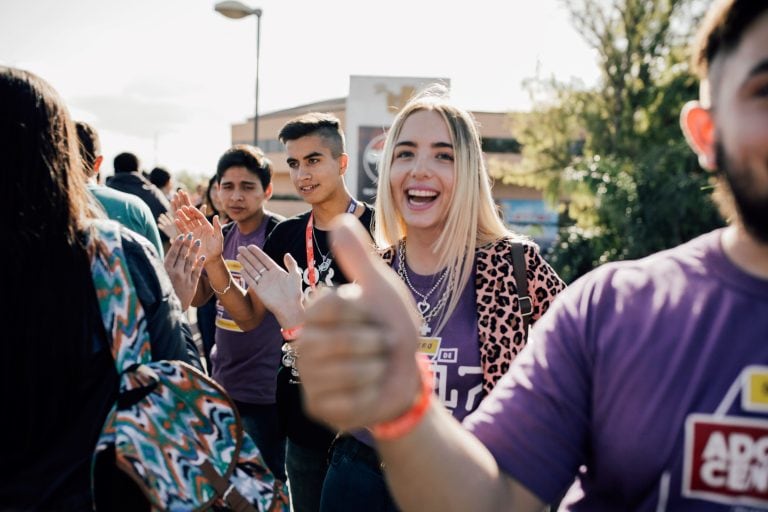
[0,0,600,180]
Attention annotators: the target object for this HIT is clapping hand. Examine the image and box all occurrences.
[237,245,304,328]
[163,233,205,311]
[157,212,179,240]
[171,190,224,261]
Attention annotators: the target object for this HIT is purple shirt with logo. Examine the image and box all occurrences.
[404,258,483,423]
[355,257,482,447]
[210,218,282,405]
[465,230,768,510]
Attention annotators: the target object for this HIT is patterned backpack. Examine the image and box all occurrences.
[87,220,289,511]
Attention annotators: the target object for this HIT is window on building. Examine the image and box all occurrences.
[481,137,522,154]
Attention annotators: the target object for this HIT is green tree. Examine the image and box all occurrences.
[492,0,723,283]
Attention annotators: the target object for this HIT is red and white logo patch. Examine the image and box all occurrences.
[683,414,768,507]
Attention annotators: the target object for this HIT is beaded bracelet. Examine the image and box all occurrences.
[210,274,232,295]
[280,324,303,341]
[371,354,433,441]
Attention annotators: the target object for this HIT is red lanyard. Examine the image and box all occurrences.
[305,199,358,289]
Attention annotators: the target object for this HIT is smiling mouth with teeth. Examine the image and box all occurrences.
[407,189,438,204]
[299,184,318,193]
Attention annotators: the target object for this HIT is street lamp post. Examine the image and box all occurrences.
[214,0,263,147]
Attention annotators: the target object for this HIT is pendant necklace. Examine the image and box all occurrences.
[304,198,358,289]
[397,239,449,336]
[289,198,360,385]
[312,229,333,273]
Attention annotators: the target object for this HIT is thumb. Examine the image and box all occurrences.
[329,214,421,336]
[329,214,388,288]
[322,215,423,427]
[284,252,301,276]
[179,189,192,207]
[191,255,205,282]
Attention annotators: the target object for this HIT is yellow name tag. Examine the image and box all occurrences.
[215,317,243,333]
[743,366,768,412]
[417,336,441,356]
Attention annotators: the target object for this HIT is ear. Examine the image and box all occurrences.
[680,101,717,171]
[338,153,349,176]
[94,155,104,174]
[264,182,273,200]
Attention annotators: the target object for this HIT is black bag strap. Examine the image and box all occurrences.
[511,242,532,341]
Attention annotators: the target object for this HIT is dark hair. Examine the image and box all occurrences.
[1,66,95,451]
[216,144,272,190]
[205,174,220,213]
[200,174,222,221]
[278,112,345,158]
[692,0,768,80]
[114,152,140,174]
[75,120,101,178]
[149,166,172,189]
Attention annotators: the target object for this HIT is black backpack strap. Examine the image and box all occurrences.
[264,213,282,238]
[221,221,235,238]
[511,242,532,341]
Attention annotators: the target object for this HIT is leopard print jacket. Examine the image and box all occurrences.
[382,237,565,396]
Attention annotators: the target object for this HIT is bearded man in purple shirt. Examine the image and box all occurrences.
[292,0,768,510]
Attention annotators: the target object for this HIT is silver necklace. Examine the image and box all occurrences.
[310,199,357,275]
[312,228,333,273]
[397,240,449,334]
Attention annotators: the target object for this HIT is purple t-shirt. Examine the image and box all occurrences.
[403,258,483,423]
[466,229,768,510]
[355,257,482,447]
[210,219,282,405]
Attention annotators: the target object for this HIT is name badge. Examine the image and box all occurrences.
[417,336,442,357]
[743,366,768,413]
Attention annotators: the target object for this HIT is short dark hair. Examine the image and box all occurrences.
[113,152,140,174]
[216,144,272,190]
[278,112,345,158]
[148,166,171,188]
[692,0,768,80]
[75,121,100,178]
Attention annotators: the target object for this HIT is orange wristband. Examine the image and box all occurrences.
[280,325,303,341]
[371,355,433,441]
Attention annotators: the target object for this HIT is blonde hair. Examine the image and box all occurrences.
[374,84,511,334]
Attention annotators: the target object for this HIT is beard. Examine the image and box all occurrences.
[715,142,768,244]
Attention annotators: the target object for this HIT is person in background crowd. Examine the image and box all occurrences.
[149,166,174,200]
[107,152,170,222]
[75,120,164,257]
